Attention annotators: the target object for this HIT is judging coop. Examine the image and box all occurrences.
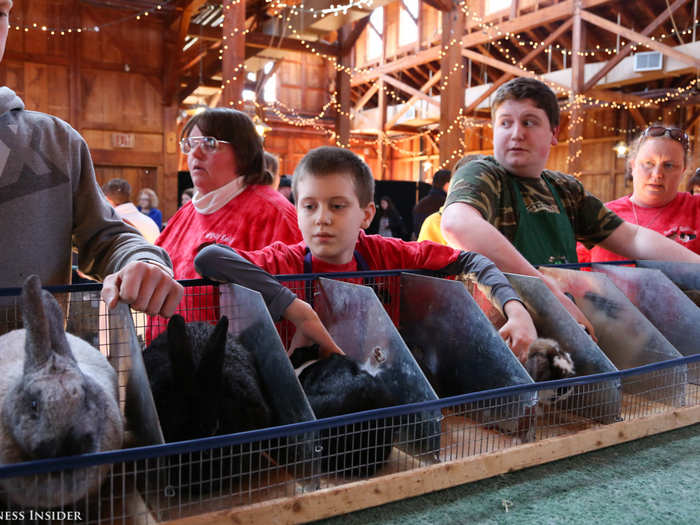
[2,0,700,523]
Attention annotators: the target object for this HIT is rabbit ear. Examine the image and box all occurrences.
[41,289,75,362]
[196,316,228,395]
[21,275,52,371]
[166,315,197,394]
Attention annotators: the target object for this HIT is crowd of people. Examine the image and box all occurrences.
[2,0,699,366]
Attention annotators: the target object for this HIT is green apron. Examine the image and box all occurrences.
[509,174,578,266]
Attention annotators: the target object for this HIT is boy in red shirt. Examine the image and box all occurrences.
[195,147,537,361]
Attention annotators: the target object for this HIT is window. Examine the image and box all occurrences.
[399,0,419,47]
[485,0,511,14]
[366,8,384,61]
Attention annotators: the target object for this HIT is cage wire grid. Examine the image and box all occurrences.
[0,274,697,524]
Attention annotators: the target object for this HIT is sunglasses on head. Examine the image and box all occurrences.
[179,136,231,154]
[641,126,689,151]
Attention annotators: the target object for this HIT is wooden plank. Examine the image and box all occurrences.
[440,7,466,167]
[381,75,440,107]
[246,32,340,58]
[353,83,380,114]
[164,404,700,525]
[221,0,246,108]
[568,0,585,176]
[580,10,700,69]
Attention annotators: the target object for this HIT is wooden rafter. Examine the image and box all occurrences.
[386,72,442,129]
[579,10,700,69]
[582,0,689,92]
[465,19,574,114]
[381,75,440,107]
[353,83,380,114]
[685,109,700,132]
[628,108,648,128]
[340,16,370,56]
[350,0,615,86]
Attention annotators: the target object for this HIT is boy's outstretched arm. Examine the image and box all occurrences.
[194,243,344,358]
[440,250,537,359]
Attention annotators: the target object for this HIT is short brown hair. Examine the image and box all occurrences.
[492,78,560,130]
[182,108,271,185]
[102,178,131,205]
[292,146,375,207]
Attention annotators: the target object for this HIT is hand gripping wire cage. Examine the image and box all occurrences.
[0,266,698,524]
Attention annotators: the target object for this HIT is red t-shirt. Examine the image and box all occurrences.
[236,230,460,274]
[151,185,302,333]
[579,192,700,263]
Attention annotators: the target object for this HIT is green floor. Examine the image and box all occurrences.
[314,424,700,525]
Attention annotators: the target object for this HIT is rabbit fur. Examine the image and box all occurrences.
[136,315,272,492]
[292,345,395,477]
[524,338,575,405]
[0,275,123,508]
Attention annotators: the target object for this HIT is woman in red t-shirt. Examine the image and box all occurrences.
[579,126,700,262]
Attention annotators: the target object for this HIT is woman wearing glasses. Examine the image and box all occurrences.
[582,125,700,262]
[155,109,301,321]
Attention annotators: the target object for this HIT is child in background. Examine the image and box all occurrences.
[196,146,537,361]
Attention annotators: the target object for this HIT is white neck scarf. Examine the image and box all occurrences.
[192,176,247,215]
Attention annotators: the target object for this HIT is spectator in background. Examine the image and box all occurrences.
[278,174,294,202]
[264,151,280,189]
[579,126,700,262]
[413,169,451,236]
[686,168,700,195]
[180,187,194,207]
[418,155,485,245]
[376,195,407,239]
[137,187,163,230]
[102,178,160,244]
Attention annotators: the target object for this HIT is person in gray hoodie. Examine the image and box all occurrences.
[0,0,183,317]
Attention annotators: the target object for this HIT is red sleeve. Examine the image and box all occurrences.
[357,233,460,270]
[236,241,306,275]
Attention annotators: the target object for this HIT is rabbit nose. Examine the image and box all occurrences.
[36,432,96,458]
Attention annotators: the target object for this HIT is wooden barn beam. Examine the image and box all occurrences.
[582,0,688,92]
[378,78,388,179]
[245,32,339,57]
[684,109,700,132]
[221,0,246,108]
[336,24,352,147]
[351,0,614,86]
[628,108,648,129]
[464,19,574,115]
[340,16,370,56]
[439,6,466,167]
[580,9,700,69]
[568,0,586,176]
[381,75,441,107]
[353,83,380,114]
[386,72,442,129]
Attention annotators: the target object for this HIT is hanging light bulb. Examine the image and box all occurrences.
[613,141,629,158]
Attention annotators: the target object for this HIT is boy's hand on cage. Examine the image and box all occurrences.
[500,300,538,363]
[284,299,345,359]
[101,261,184,317]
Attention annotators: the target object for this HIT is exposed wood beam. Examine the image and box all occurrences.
[580,9,700,69]
[351,0,615,86]
[628,108,648,128]
[340,16,370,56]
[440,6,466,166]
[400,68,423,87]
[245,32,339,57]
[336,24,352,147]
[421,0,453,12]
[164,0,207,105]
[537,26,565,69]
[353,83,380,114]
[685,109,700,132]
[568,0,586,176]
[582,0,688,92]
[475,45,499,83]
[465,19,574,114]
[381,75,441,107]
[386,72,442,129]
[187,22,221,41]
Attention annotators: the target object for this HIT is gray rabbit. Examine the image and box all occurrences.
[0,275,123,508]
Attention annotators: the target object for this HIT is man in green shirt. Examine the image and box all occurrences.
[442,77,700,333]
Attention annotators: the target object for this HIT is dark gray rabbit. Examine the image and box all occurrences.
[0,275,123,508]
[136,315,272,492]
[292,345,395,477]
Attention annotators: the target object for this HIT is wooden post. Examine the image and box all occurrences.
[568,0,585,177]
[377,78,387,180]
[221,0,246,109]
[335,25,351,148]
[439,6,466,170]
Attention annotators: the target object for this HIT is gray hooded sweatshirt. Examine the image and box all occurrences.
[0,87,172,288]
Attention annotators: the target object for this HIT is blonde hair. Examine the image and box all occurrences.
[138,188,159,209]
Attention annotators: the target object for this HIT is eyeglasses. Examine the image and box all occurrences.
[641,126,689,151]
[179,136,231,154]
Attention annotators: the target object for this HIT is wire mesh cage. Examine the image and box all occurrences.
[0,268,698,524]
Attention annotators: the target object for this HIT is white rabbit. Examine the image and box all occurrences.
[0,275,123,508]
